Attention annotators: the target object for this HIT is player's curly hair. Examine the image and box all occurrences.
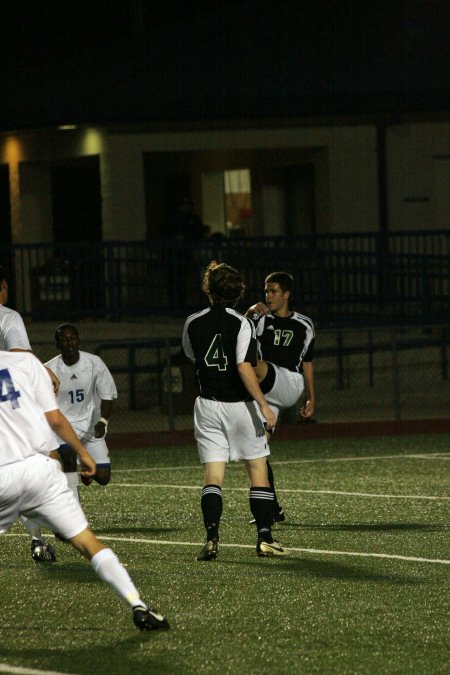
[202,261,245,307]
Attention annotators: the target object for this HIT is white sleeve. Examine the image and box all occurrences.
[2,311,32,350]
[94,359,118,400]
[182,321,195,361]
[235,318,254,364]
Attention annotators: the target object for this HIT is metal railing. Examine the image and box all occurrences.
[2,231,449,327]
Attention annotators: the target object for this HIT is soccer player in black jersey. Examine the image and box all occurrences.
[246,271,316,523]
[182,261,291,560]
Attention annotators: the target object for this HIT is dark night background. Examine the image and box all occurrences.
[0,0,449,131]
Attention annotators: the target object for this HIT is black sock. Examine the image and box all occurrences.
[201,484,222,540]
[266,460,281,513]
[249,487,274,542]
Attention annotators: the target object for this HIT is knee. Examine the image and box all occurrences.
[94,468,111,485]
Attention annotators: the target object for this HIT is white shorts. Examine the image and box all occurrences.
[0,454,88,539]
[80,435,110,466]
[265,364,304,421]
[194,397,270,464]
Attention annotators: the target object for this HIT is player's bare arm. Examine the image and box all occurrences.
[237,361,276,429]
[300,362,315,418]
[245,302,269,318]
[45,409,96,476]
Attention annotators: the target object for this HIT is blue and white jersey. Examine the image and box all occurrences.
[45,351,117,438]
[0,352,58,466]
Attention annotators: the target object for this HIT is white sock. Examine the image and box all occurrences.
[21,515,43,541]
[90,548,146,609]
[65,472,80,502]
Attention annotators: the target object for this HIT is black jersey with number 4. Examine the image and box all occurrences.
[182,306,258,402]
[254,311,315,372]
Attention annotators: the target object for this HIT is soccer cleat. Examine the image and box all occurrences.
[133,606,170,631]
[256,539,291,557]
[249,508,286,525]
[196,538,219,561]
[31,539,57,562]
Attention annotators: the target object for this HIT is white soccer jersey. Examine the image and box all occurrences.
[0,352,58,466]
[45,351,117,437]
[0,305,32,351]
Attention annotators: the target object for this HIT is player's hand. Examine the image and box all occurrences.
[246,302,269,318]
[79,448,96,477]
[260,402,276,430]
[300,399,315,418]
[94,421,107,438]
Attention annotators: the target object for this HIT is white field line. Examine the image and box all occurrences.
[117,452,450,473]
[107,482,450,501]
[0,666,76,675]
[4,532,449,566]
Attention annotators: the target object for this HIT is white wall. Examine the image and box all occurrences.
[387,122,450,230]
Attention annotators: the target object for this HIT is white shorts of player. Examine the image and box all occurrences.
[265,365,305,421]
[194,397,270,464]
[80,435,110,465]
[0,454,88,539]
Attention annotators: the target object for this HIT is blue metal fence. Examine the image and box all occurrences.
[1,231,449,327]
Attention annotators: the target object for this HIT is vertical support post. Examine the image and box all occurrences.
[391,329,401,421]
[164,338,175,431]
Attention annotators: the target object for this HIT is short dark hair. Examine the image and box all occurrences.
[0,266,7,285]
[202,261,245,307]
[265,271,294,294]
[54,323,78,342]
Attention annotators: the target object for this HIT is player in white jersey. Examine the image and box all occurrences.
[0,264,61,561]
[45,323,117,495]
[0,351,169,632]
[183,261,290,560]
[246,271,316,523]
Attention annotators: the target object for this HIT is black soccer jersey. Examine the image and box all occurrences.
[254,311,315,373]
[182,306,258,402]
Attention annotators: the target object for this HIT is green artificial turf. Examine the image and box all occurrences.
[0,433,448,674]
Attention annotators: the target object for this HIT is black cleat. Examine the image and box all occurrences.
[256,539,291,557]
[196,538,219,561]
[133,606,170,631]
[31,539,57,562]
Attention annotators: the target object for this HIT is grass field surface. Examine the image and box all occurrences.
[0,433,449,674]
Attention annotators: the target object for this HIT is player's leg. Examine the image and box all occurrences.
[21,514,57,562]
[23,455,169,632]
[68,528,169,631]
[21,451,62,561]
[196,461,225,561]
[58,444,80,502]
[246,457,290,557]
[193,398,228,561]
